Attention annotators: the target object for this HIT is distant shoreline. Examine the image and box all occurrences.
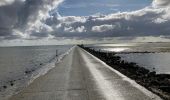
[79,45,170,100]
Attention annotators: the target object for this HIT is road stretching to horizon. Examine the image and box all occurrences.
[9,46,161,100]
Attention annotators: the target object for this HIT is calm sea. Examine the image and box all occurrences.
[0,45,72,99]
[88,43,170,74]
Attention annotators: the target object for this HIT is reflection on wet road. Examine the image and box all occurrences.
[9,46,161,100]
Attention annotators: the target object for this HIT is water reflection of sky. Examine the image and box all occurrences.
[117,53,170,74]
[102,48,130,52]
[89,43,170,52]
[89,43,170,74]
[92,43,136,47]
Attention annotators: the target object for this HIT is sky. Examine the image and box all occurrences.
[57,0,151,16]
[0,0,170,46]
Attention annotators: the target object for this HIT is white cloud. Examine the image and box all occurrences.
[58,16,87,24]
[21,0,64,34]
[64,26,73,32]
[64,26,86,33]
[92,24,116,32]
[43,0,170,39]
[0,0,15,6]
[152,0,170,7]
[1,0,170,43]
[153,18,167,23]
[75,26,86,33]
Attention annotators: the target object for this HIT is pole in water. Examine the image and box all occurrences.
[56,50,58,56]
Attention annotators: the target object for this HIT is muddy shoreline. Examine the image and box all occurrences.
[79,45,170,100]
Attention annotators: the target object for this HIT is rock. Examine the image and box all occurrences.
[148,71,156,77]
[156,74,170,79]
[149,80,160,86]
[10,83,14,86]
[9,81,14,86]
[79,45,170,100]
[3,85,7,89]
[159,86,170,93]
[25,70,31,74]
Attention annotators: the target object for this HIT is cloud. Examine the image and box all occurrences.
[60,3,119,9]
[0,0,15,6]
[44,3,170,38]
[92,24,116,32]
[152,0,170,7]
[0,0,64,40]
[64,26,86,33]
[0,0,170,42]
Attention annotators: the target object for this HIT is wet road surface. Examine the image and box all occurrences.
[9,46,161,100]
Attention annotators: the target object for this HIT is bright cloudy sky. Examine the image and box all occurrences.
[0,0,170,46]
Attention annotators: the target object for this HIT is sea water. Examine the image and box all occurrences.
[0,45,72,99]
[89,43,170,74]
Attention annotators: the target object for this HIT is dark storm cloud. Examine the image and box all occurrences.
[0,0,23,38]
[0,0,63,39]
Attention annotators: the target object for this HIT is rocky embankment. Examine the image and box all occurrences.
[79,45,170,100]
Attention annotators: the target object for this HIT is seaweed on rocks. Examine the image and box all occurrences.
[78,45,170,100]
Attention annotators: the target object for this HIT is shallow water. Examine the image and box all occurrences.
[89,43,170,74]
[0,45,72,99]
[117,53,170,74]
[88,42,170,52]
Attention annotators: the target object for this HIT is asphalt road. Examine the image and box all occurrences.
[9,46,161,100]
